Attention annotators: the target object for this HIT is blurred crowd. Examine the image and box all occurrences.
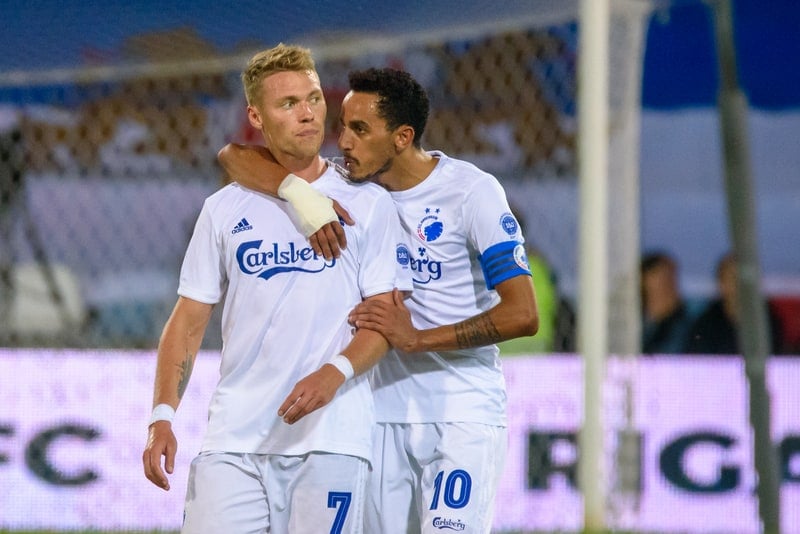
[640,249,799,356]
[499,241,799,357]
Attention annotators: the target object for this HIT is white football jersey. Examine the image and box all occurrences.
[178,162,412,461]
[370,151,530,426]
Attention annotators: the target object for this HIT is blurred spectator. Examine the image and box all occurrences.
[424,29,575,176]
[769,296,800,355]
[685,252,783,355]
[640,251,694,354]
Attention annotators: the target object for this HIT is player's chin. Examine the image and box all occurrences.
[345,165,371,183]
[296,135,323,153]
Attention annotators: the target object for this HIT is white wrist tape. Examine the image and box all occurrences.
[277,173,338,237]
[328,354,355,381]
[149,404,175,425]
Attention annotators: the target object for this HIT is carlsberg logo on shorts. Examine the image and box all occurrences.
[432,517,466,531]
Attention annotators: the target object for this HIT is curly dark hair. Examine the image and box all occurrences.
[347,68,429,148]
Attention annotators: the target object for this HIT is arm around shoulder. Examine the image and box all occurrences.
[217,143,289,196]
[218,144,350,258]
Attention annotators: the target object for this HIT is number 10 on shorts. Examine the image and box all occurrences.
[429,469,472,510]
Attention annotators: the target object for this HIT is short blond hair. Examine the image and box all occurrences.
[242,43,317,106]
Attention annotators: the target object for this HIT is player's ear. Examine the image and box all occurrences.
[247,105,263,130]
[394,125,415,151]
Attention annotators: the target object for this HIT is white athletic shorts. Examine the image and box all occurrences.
[364,422,507,534]
[182,451,367,534]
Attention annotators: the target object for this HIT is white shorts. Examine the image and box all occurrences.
[182,451,367,534]
[365,422,507,534]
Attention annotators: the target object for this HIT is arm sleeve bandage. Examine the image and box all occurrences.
[278,173,339,237]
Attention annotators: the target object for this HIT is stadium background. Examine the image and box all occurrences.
[0,0,798,532]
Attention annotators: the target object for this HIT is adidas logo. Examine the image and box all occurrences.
[231,218,253,234]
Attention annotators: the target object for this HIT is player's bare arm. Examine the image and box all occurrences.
[218,143,354,260]
[142,296,213,491]
[277,291,393,425]
[218,143,288,195]
[350,276,538,352]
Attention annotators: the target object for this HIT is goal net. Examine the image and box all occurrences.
[0,3,650,350]
[0,1,654,530]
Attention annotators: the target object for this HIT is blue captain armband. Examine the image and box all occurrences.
[479,241,531,290]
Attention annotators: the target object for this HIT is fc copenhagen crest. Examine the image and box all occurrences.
[417,207,443,242]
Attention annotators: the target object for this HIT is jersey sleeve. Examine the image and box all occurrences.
[357,191,413,298]
[464,176,531,290]
[178,201,227,304]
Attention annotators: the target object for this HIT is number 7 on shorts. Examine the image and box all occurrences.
[328,491,352,534]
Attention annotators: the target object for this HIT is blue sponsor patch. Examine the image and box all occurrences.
[396,243,410,266]
[500,213,518,236]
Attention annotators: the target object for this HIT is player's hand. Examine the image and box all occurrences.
[278,364,346,425]
[142,421,177,491]
[349,288,419,353]
[308,200,355,260]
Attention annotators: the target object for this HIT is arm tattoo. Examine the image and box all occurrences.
[176,352,194,400]
[454,313,502,349]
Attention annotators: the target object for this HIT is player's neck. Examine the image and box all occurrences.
[379,149,438,192]
[275,154,327,183]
